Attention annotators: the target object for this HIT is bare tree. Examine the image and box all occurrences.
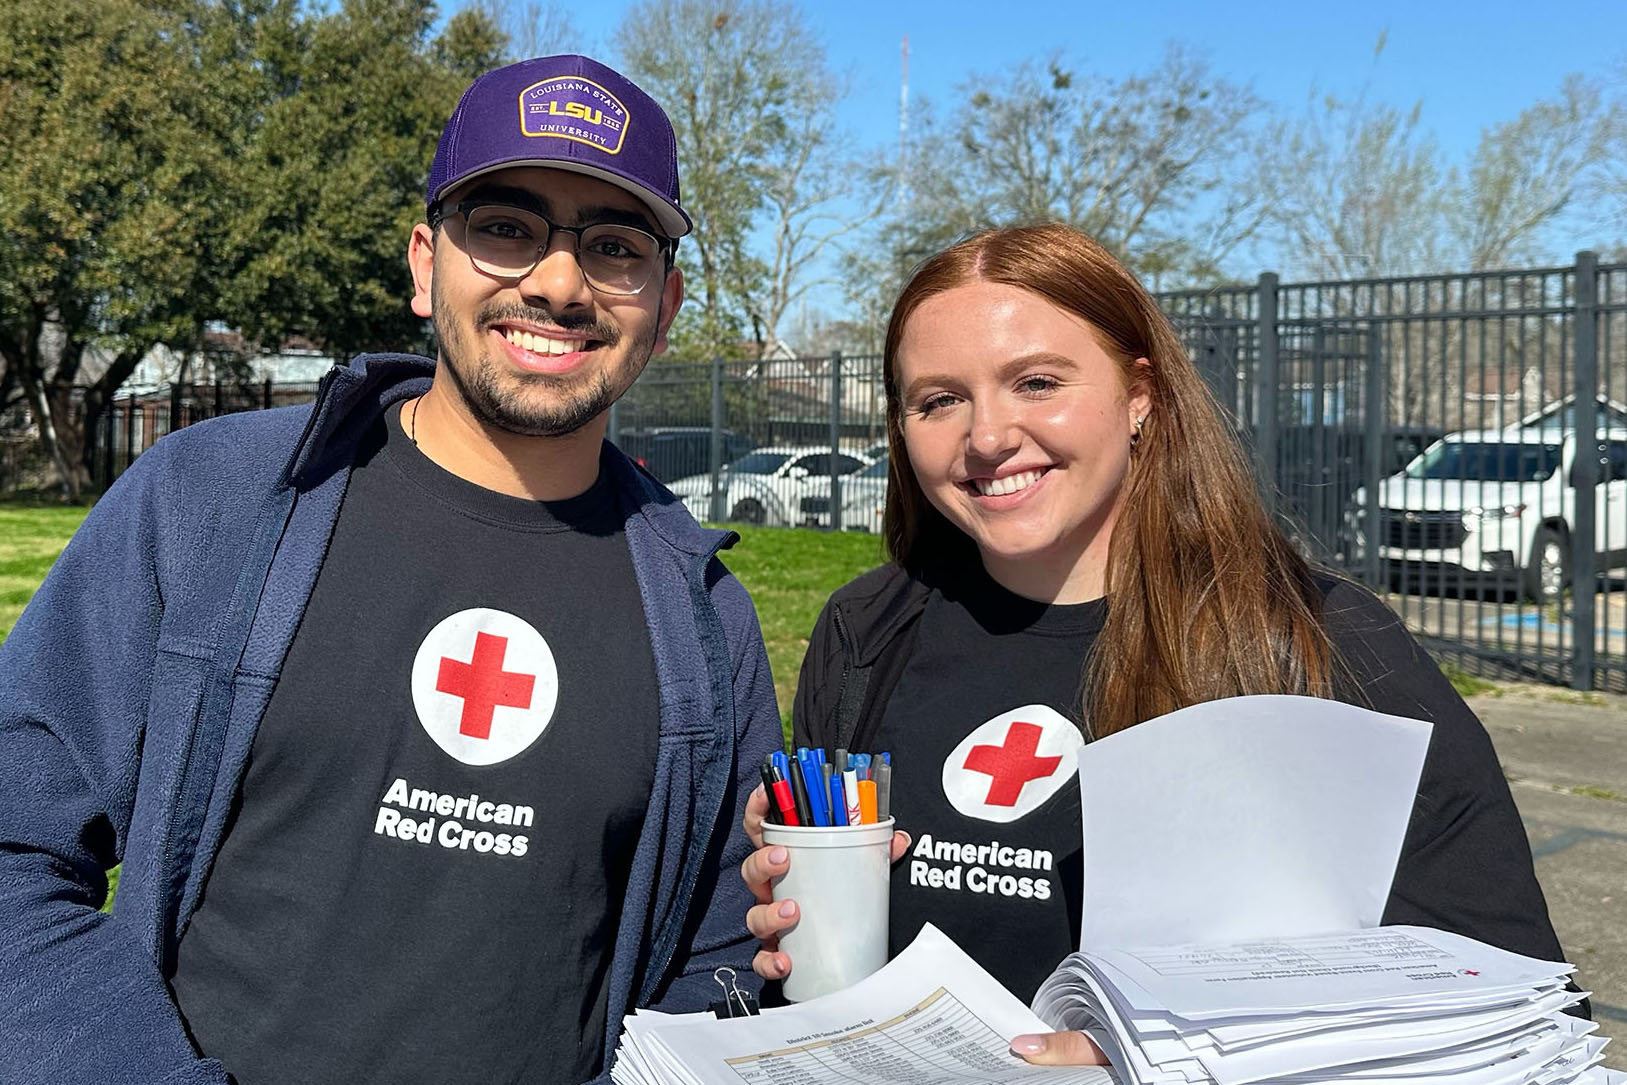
[742,63,885,357]
[1261,88,1453,281]
[1459,74,1620,270]
[616,0,857,361]
[878,46,1264,286]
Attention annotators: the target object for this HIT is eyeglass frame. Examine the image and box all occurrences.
[427,197,676,296]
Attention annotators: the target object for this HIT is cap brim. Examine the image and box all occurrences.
[431,159,692,239]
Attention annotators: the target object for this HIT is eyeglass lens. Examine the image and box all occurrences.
[463,204,662,295]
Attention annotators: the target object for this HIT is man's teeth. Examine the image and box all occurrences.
[503,329,586,356]
[974,469,1044,497]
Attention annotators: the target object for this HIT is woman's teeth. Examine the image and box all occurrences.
[503,329,585,356]
[974,469,1044,497]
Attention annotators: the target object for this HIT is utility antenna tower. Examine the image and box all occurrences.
[898,35,910,210]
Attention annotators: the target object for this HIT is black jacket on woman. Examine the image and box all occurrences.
[791,559,1575,977]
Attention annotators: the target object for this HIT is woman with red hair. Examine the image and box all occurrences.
[741,224,1568,1064]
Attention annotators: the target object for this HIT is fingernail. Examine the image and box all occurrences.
[777,900,796,918]
[1009,1034,1046,1055]
[768,846,787,864]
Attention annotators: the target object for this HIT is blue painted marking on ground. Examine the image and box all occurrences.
[1595,1002,1627,1024]
[1529,825,1627,860]
[1481,612,1626,636]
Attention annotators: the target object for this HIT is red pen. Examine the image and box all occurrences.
[771,778,800,826]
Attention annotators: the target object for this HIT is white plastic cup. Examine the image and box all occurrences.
[761,817,894,1002]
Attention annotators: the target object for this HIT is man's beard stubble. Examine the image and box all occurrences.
[430,282,657,438]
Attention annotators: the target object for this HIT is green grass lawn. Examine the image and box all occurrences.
[0,502,92,644]
[714,526,890,730]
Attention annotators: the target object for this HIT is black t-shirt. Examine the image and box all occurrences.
[172,404,659,1084]
[873,565,1104,1004]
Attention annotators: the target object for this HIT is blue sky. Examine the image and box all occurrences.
[532,0,1625,316]
[563,0,1624,161]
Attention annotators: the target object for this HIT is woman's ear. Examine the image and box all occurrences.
[1128,357,1153,424]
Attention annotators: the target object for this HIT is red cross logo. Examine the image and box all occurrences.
[963,721,1063,806]
[1461,969,1480,976]
[436,631,536,740]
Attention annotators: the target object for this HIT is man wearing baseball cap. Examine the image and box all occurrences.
[0,56,781,1084]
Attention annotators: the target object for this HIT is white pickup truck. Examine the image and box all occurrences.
[1349,427,1627,601]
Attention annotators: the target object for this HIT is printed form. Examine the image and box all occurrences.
[613,924,1114,1085]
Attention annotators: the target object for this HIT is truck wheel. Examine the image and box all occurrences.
[730,497,767,525]
[1521,525,1568,603]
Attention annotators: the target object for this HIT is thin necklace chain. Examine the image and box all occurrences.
[409,395,422,446]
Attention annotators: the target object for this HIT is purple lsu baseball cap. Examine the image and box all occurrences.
[426,54,691,238]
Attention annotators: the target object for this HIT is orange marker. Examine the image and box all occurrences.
[857,779,878,824]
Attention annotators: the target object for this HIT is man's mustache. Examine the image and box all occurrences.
[478,304,620,345]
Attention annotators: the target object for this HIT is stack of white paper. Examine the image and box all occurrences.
[1032,695,1621,1085]
[612,924,1115,1085]
[1032,924,1620,1085]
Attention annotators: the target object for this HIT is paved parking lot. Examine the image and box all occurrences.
[1385,584,1627,692]
[1471,686,1627,1069]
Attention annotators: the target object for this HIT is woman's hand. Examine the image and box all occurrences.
[741,783,910,981]
[1009,1031,1109,1065]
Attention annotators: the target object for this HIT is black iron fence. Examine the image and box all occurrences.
[69,252,1627,690]
[91,379,325,491]
[1164,254,1627,692]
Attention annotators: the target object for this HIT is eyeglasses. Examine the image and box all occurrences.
[432,200,672,296]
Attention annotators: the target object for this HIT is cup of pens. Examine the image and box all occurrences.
[759,748,895,1002]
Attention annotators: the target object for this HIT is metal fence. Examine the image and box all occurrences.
[1165,254,1627,692]
[91,379,325,491]
[78,253,1627,690]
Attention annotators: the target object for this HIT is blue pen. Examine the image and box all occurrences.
[828,773,849,825]
[797,750,829,826]
[772,750,792,787]
[853,753,870,781]
[881,751,891,767]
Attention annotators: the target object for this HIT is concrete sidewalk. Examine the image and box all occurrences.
[1470,685,1627,1070]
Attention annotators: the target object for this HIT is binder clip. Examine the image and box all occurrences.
[709,967,760,1019]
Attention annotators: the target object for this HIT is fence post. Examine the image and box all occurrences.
[126,394,138,470]
[1362,329,1385,587]
[1255,273,1280,499]
[100,405,114,489]
[1570,251,1599,691]
[606,399,621,445]
[263,378,273,411]
[709,355,726,522]
[828,352,844,531]
[168,382,182,434]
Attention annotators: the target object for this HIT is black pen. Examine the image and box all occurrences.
[760,759,782,825]
[788,756,814,826]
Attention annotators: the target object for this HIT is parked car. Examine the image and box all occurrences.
[798,454,890,531]
[1275,424,1447,508]
[1348,428,1627,601]
[667,445,872,526]
[612,427,757,483]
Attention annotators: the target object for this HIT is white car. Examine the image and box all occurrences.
[797,455,890,532]
[667,445,872,526]
[1349,427,1627,601]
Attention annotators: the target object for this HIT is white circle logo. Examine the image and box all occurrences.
[410,608,559,766]
[942,705,1084,823]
